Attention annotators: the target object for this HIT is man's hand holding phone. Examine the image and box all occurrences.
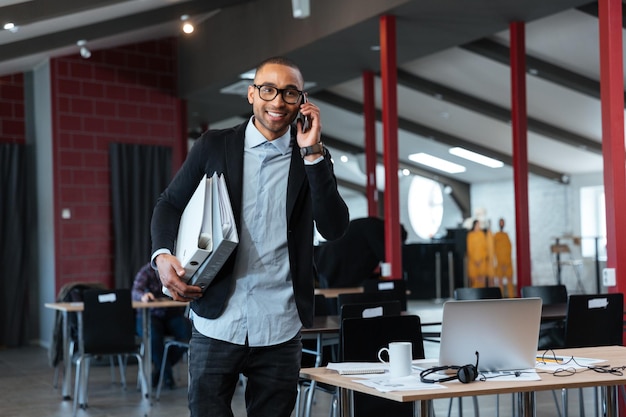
[296,95,324,161]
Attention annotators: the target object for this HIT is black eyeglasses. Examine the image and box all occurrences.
[252,84,303,104]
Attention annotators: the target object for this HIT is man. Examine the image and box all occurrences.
[315,216,407,288]
[131,262,191,389]
[150,56,349,417]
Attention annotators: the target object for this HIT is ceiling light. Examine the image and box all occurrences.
[3,22,18,32]
[77,40,91,59]
[239,69,256,80]
[408,152,466,174]
[340,155,349,163]
[181,15,194,34]
[292,0,310,18]
[449,147,504,168]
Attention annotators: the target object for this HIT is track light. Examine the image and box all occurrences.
[77,40,91,59]
[179,10,221,35]
[181,15,194,34]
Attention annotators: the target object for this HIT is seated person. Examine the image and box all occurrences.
[315,216,407,288]
[131,262,191,388]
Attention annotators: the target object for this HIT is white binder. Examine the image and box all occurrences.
[164,173,238,297]
[188,173,239,292]
[173,173,213,279]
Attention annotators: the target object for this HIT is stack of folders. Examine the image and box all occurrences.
[163,172,239,297]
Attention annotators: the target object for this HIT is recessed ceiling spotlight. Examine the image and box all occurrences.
[340,155,349,163]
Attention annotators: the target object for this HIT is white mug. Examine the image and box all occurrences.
[377,341,413,377]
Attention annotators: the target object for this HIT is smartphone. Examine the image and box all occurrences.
[297,95,310,132]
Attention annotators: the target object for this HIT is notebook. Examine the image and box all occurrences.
[423,297,542,372]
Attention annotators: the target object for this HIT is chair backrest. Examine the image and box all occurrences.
[340,315,424,417]
[340,314,424,361]
[82,289,138,354]
[564,293,624,348]
[337,290,405,315]
[340,300,401,321]
[362,279,407,311]
[454,287,502,300]
[313,294,329,317]
[521,285,567,305]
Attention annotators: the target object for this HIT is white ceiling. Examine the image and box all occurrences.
[0,0,615,187]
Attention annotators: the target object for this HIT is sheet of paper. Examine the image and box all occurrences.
[354,374,447,392]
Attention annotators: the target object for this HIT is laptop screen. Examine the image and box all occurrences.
[438,298,542,372]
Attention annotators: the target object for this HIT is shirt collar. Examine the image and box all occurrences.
[245,116,292,155]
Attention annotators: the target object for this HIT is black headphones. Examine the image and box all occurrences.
[420,351,480,384]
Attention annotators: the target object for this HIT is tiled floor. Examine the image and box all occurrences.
[0,300,602,417]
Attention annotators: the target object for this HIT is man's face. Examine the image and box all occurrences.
[247,63,304,140]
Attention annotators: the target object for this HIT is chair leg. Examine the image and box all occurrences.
[72,356,83,417]
[562,388,569,417]
[155,343,172,401]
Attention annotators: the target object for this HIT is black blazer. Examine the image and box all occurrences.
[151,121,349,327]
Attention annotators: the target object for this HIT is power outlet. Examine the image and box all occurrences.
[602,268,616,287]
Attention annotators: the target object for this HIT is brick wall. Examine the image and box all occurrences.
[0,73,25,144]
[50,38,184,291]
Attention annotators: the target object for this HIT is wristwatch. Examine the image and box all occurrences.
[300,142,324,158]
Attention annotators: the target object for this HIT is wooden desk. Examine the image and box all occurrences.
[301,346,626,417]
[314,287,363,299]
[45,299,188,401]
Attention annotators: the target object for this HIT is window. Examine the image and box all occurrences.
[407,176,443,239]
[579,186,606,260]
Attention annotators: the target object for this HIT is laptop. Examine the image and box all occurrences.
[421,297,542,372]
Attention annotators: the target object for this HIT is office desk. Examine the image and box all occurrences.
[301,346,626,417]
[314,287,363,299]
[45,299,188,401]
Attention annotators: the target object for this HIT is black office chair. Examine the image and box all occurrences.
[73,289,148,417]
[362,279,408,311]
[521,285,568,350]
[453,287,502,300]
[559,293,624,417]
[50,282,111,390]
[340,314,425,417]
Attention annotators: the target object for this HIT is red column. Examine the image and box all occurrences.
[509,21,531,296]
[598,0,626,297]
[379,15,402,280]
[362,70,379,217]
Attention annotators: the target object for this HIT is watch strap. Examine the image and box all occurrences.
[300,142,324,158]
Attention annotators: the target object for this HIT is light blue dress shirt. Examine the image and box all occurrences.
[192,118,302,346]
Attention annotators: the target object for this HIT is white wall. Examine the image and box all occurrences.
[340,171,605,295]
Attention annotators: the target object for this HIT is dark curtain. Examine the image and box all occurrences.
[110,143,172,289]
[0,144,31,347]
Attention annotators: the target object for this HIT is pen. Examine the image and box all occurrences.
[536,356,563,363]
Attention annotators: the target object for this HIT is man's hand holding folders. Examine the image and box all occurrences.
[158,172,239,301]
